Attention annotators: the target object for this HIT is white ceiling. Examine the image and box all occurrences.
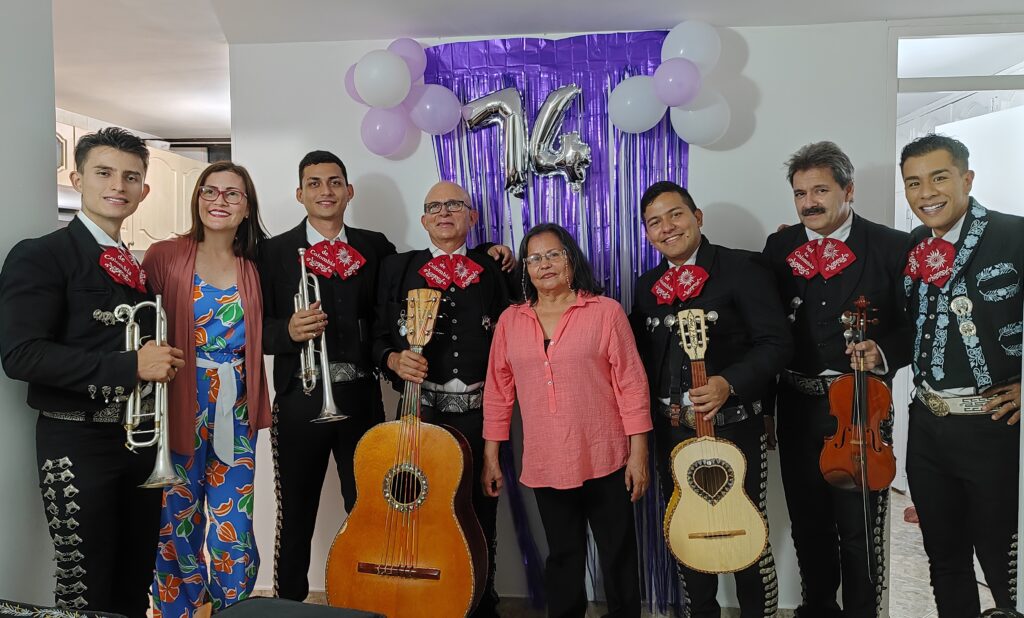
[53,0,229,138]
[52,0,1024,138]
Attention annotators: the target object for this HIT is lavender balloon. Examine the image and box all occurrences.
[344,64,365,105]
[408,84,462,135]
[388,37,427,81]
[360,107,408,156]
[653,58,701,108]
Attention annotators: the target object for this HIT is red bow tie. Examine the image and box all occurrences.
[786,238,856,280]
[904,237,955,288]
[303,241,366,280]
[651,265,709,305]
[419,254,483,290]
[99,246,147,293]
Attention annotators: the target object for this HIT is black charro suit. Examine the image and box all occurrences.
[903,200,1024,615]
[762,212,911,618]
[630,237,791,618]
[371,246,509,617]
[0,216,160,616]
[257,219,395,601]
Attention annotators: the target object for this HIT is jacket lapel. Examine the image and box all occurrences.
[837,213,868,308]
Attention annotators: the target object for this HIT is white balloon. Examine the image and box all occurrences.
[608,75,667,134]
[669,88,731,146]
[354,49,412,108]
[661,21,722,76]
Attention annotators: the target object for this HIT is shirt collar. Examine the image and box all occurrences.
[76,212,123,248]
[429,243,468,258]
[804,209,854,243]
[306,220,348,245]
[515,291,598,314]
[667,245,699,268]
[932,210,968,245]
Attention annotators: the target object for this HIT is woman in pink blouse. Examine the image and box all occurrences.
[482,223,652,618]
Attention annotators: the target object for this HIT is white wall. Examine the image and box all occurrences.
[230,20,893,609]
[0,0,60,606]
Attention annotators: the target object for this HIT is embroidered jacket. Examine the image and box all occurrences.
[906,200,1024,391]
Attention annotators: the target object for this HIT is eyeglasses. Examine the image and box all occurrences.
[524,249,567,267]
[198,186,247,205]
[423,199,468,215]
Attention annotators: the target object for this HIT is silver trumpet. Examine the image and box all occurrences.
[114,294,184,488]
[295,248,348,423]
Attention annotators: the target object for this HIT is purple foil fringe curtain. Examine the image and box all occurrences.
[425,32,689,614]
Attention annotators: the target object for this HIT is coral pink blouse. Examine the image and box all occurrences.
[483,294,651,489]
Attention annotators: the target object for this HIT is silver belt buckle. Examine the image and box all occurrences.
[682,406,697,429]
[921,391,950,417]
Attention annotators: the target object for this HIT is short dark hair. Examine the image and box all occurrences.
[900,134,970,174]
[640,181,698,219]
[185,161,268,260]
[785,141,854,188]
[298,150,348,184]
[74,127,149,173]
[515,223,603,304]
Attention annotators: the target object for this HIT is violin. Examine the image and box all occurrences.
[819,295,896,492]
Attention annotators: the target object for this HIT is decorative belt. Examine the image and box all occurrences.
[782,370,842,397]
[294,361,370,384]
[40,397,154,424]
[420,387,483,414]
[658,400,762,429]
[915,385,992,417]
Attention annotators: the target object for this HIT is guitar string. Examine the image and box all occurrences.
[380,379,409,573]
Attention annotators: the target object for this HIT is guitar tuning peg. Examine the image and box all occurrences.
[706,311,719,324]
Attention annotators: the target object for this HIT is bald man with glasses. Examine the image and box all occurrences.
[373,181,513,617]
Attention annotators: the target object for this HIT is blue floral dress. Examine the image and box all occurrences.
[152,274,258,617]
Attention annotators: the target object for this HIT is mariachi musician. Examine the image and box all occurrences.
[630,181,791,618]
[761,141,911,618]
[372,181,513,618]
[0,127,184,615]
[872,135,1023,616]
[258,150,396,601]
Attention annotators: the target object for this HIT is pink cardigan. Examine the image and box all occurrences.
[142,236,271,456]
[483,294,652,489]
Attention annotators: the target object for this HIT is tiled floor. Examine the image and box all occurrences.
[888,489,995,618]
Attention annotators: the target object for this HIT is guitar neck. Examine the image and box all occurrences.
[401,345,424,420]
[690,359,715,438]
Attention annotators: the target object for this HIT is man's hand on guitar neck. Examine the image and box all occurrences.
[387,350,428,383]
[690,375,732,421]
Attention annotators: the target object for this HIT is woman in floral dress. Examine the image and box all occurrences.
[142,161,271,616]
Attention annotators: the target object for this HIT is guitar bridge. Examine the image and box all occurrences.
[687,529,748,539]
[357,562,441,580]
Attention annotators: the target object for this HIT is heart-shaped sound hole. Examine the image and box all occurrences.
[687,459,734,506]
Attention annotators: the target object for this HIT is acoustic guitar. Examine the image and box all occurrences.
[325,288,487,616]
[663,309,769,574]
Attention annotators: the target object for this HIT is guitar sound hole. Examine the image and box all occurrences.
[383,463,429,513]
[687,458,735,506]
[390,471,423,506]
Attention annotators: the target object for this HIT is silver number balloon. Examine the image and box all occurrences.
[529,84,592,192]
[462,87,530,198]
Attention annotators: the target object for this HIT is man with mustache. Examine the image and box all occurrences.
[761,141,911,617]
[864,135,1023,616]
